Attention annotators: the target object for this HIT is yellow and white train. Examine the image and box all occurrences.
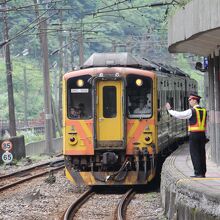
[62,53,197,186]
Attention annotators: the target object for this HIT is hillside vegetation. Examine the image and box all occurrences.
[0,0,203,123]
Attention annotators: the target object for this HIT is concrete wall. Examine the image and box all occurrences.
[208,54,220,165]
[25,137,63,156]
[0,136,62,163]
[161,146,220,220]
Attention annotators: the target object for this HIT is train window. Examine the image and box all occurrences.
[103,86,116,118]
[180,91,184,110]
[184,97,189,109]
[167,90,174,108]
[126,74,152,119]
[158,98,161,121]
[170,97,174,108]
[67,75,92,119]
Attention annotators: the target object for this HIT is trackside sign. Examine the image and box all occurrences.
[1,140,13,164]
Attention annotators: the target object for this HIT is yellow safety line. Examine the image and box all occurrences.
[191,177,220,180]
[177,177,220,184]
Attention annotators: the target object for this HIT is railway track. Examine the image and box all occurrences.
[116,188,136,220]
[63,188,95,220]
[0,159,64,192]
[63,188,136,220]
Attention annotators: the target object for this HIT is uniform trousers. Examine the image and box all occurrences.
[189,132,206,176]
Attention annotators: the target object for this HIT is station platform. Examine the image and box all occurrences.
[160,143,220,220]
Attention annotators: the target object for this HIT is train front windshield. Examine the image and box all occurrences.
[67,75,92,119]
[126,74,152,119]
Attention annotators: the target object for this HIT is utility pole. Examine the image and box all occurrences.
[112,40,116,52]
[69,32,74,70]
[63,33,68,72]
[79,19,84,66]
[33,0,53,154]
[39,17,53,154]
[78,31,84,66]
[58,10,63,134]
[23,66,28,126]
[2,1,16,136]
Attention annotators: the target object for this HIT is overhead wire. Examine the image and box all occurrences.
[0,0,176,51]
[0,0,13,4]
[0,1,58,46]
[92,1,144,31]
[90,0,179,16]
[0,0,62,12]
[97,0,128,12]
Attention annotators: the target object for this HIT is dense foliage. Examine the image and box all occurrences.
[0,0,202,123]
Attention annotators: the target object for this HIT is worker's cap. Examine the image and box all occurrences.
[188,93,201,101]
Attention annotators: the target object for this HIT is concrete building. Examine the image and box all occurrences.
[168,0,220,165]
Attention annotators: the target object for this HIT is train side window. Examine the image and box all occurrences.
[103,86,116,118]
[184,97,189,109]
[167,93,174,109]
[158,98,161,121]
[170,97,174,108]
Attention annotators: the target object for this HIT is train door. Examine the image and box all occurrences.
[96,80,124,148]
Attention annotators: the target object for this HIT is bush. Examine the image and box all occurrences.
[17,130,44,144]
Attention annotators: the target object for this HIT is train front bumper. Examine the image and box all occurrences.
[65,168,156,186]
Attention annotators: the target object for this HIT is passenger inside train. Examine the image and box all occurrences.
[133,98,151,114]
[70,107,80,118]
[69,103,86,118]
[128,94,152,118]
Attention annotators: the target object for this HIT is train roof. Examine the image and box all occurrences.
[157,63,189,76]
[82,52,156,70]
[82,52,190,77]
[142,58,189,77]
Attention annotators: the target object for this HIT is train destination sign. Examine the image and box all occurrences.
[1,140,13,151]
[71,88,89,93]
[2,151,13,164]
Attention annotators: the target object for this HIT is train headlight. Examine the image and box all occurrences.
[68,135,78,145]
[143,134,152,144]
[136,79,143,87]
[76,79,84,87]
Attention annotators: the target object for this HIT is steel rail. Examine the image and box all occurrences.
[116,188,136,220]
[63,188,95,220]
[0,165,64,192]
[0,158,64,180]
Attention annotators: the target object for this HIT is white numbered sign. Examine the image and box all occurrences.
[1,140,13,151]
[2,151,13,164]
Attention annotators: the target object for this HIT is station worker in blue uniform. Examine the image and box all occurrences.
[165,94,207,178]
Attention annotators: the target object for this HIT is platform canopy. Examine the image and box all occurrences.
[168,0,220,56]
